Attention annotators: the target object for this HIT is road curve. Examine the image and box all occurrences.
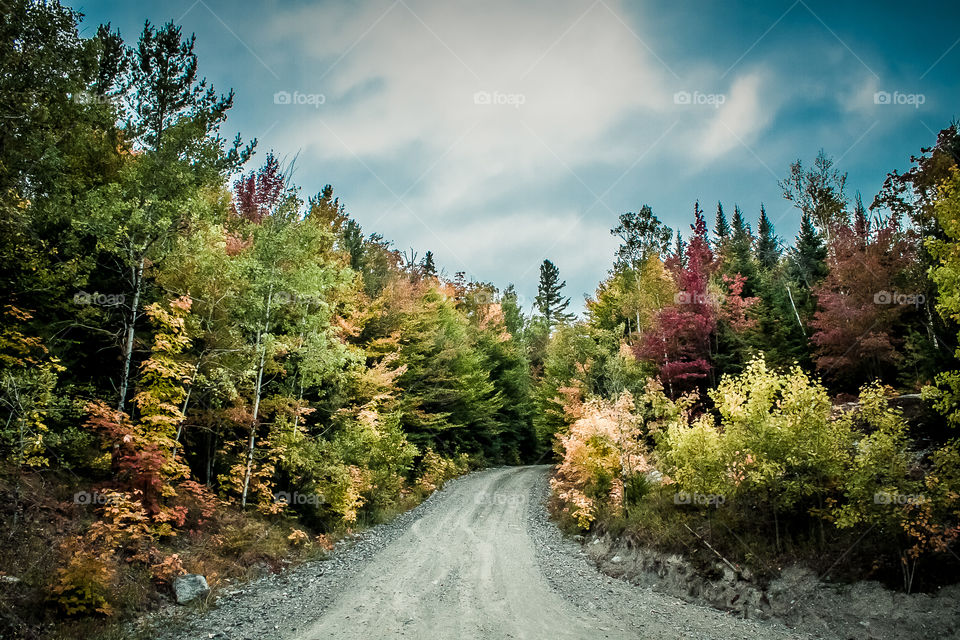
[292,466,805,640]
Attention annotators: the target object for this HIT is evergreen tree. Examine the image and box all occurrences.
[724,205,758,295]
[392,291,501,455]
[789,212,828,289]
[421,250,437,277]
[755,204,780,270]
[714,201,730,255]
[500,284,525,338]
[534,259,574,331]
[767,210,828,369]
[670,229,687,270]
[307,184,349,233]
[340,219,365,271]
[852,192,870,241]
[477,324,535,463]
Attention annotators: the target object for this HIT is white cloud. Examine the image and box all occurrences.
[698,72,773,161]
[263,0,676,211]
[251,0,790,312]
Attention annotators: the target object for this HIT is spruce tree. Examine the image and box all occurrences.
[672,230,687,269]
[500,284,525,338]
[534,259,574,331]
[789,212,828,289]
[852,192,870,241]
[421,250,437,277]
[340,219,364,271]
[756,204,780,270]
[725,205,758,295]
[714,201,730,255]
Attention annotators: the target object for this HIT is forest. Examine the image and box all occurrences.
[1,1,958,637]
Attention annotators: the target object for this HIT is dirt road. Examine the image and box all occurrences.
[292,466,804,640]
[155,466,811,640]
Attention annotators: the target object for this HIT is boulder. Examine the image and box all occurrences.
[174,574,210,604]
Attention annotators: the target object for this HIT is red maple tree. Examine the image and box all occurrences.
[809,215,917,386]
[637,203,717,396]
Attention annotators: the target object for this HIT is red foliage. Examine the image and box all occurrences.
[637,203,717,395]
[809,217,917,384]
[84,402,177,517]
[720,273,759,332]
[233,153,286,224]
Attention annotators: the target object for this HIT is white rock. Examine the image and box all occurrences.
[174,574,210,604]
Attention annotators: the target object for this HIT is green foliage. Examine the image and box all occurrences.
[533,323,652,455]
[662,357,851,512]
[534,259,574,331]
[610,205,672,270]
[926,167,960,425]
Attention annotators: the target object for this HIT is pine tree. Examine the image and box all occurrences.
[340,219,364,271]
[670,229,687,270]
[714,201,730,255]
[751,207,808,370]
[771,210,828,369]
[789,212,827,289]
[731,205,751,247]
[755,204,780,270]
[421,250,437,277]
[724,205,758,295]
[852,192,870,241]
[129,21,237,153]
[535,259,574,331]
[500,284,525,338]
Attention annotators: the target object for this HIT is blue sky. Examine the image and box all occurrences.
[66,0,959,314]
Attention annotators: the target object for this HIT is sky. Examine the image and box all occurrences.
[66,0,960,314]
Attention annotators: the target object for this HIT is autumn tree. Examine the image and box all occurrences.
[925,167,960,424]
[809,216,917,388]
[876,123,960,383]
[83,20,253,411]
[638,202,717,395]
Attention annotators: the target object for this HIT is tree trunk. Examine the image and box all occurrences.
[170,385,193,461]
[785,284,806,337]
[118,256,145,411]
[241,287,273,508]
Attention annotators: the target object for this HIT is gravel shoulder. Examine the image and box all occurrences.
[145,466,819,640]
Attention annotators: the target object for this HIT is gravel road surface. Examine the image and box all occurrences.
[153,466,813,640]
